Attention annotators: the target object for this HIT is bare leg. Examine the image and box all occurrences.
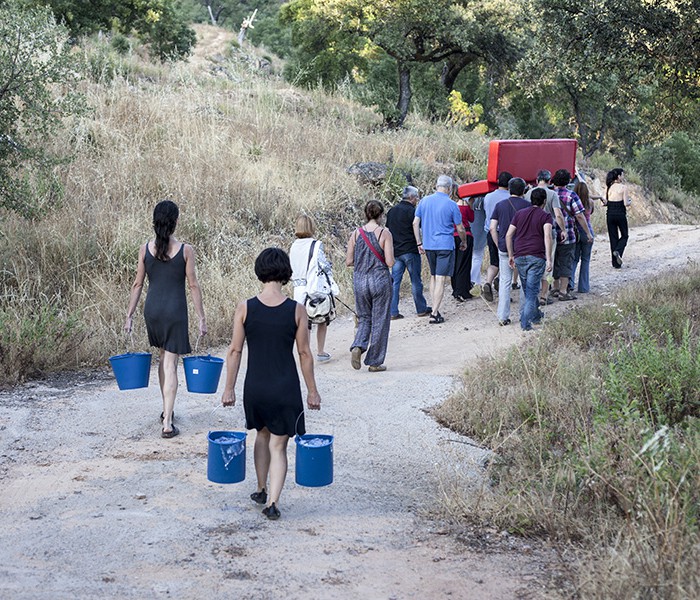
[158,354,165,403]
[316,323,328,356]
[559,276,570,294]
[485,264,498,285]
[433,275,448,314]
[253,428,271,493]
[160,349,178,432]
[266,433,289,506]
[540,278,549,299]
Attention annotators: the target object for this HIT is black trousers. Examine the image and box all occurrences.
[606,203,628,267]
[451,236,474,298]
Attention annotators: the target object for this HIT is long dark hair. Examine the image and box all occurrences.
[574,181,591,213]
[606,168,624,201]
[153,200,179,261]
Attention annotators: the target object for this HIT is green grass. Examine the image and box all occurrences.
[433,266,700,599]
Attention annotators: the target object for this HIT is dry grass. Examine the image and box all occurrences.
[0,36,490,383]
[434,267,700,599]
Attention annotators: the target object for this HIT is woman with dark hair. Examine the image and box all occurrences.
[569,181,595,292]
[603,168,631,268]
[221,248,321,521]
[345,200,395,372]
[125,200,207,438]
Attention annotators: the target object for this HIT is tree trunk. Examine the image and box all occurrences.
[388,63,412,128]
[440,53,473,92]
[207,4,217,26]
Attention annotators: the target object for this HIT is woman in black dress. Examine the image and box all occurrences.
[221,248,321,520]
[124,200,207,438]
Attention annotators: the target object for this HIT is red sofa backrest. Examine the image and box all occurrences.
[487,138,577,184]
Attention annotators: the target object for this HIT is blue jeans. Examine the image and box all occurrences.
[570,240,593,292]
[391,253,429,316]
[515,256,546,330]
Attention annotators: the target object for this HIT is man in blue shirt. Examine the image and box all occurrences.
[412,175,467,324]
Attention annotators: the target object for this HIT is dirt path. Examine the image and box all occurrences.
[0,222,698,599]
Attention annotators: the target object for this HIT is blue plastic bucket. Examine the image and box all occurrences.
[109,352,152,390]
[295,434,333,487]
[207,431,246,484]
[184,355,224,394]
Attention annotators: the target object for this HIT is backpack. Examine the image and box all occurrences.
[304,241,337,324]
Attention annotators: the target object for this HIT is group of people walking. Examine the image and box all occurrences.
[363,167,631,335]
[121,167,630,521]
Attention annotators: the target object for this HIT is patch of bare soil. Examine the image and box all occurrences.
[1,222,698,599]
[188,23,235,70]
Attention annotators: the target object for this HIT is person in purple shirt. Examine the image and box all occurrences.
[489,177,530,325]
[506,188,553,330]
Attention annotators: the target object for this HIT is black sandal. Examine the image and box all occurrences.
[262,503,281,520]
[161,425,179,439]
[429,312,445,324]
[250,489,267,504]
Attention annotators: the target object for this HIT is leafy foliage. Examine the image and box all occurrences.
[0,0,84,217]
[435,269,700,597]
[25,0,197,61]
[281,0,520,127]
[634,132,700,198]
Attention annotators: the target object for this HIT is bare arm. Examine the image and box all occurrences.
[295,303,321,410]
[345,230,357,267]
[221,301,247,406]
[412,216,425,254]
[379,227,395,268]
[455,223,467,248]
[506,224,516,268]
[124,244,147,333]
[623,185,631,206]
[544,224,553,271]
[553,207,566,241]
[184,244,207,337]
[489,218,499,246]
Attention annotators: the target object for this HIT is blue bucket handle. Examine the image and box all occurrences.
[191,335,219,361]
[120,329,147,355]
[294,410,335,442]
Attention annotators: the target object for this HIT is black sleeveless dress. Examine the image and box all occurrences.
[243,297,305,437]
[143,243,192,354]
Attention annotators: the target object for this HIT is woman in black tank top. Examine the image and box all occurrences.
[124,200,207,438]
[221,248,321,521]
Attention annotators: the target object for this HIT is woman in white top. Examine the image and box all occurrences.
[289,215,335,362]
[603,168,631,269]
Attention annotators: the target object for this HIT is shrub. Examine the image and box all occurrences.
[0,300,85,383]
[0,0,85,217]
[633,144,677,193]
[435,267,700,598]
[663,131,700,196]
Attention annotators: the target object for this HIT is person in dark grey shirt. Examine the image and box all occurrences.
[385,186,431,319]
